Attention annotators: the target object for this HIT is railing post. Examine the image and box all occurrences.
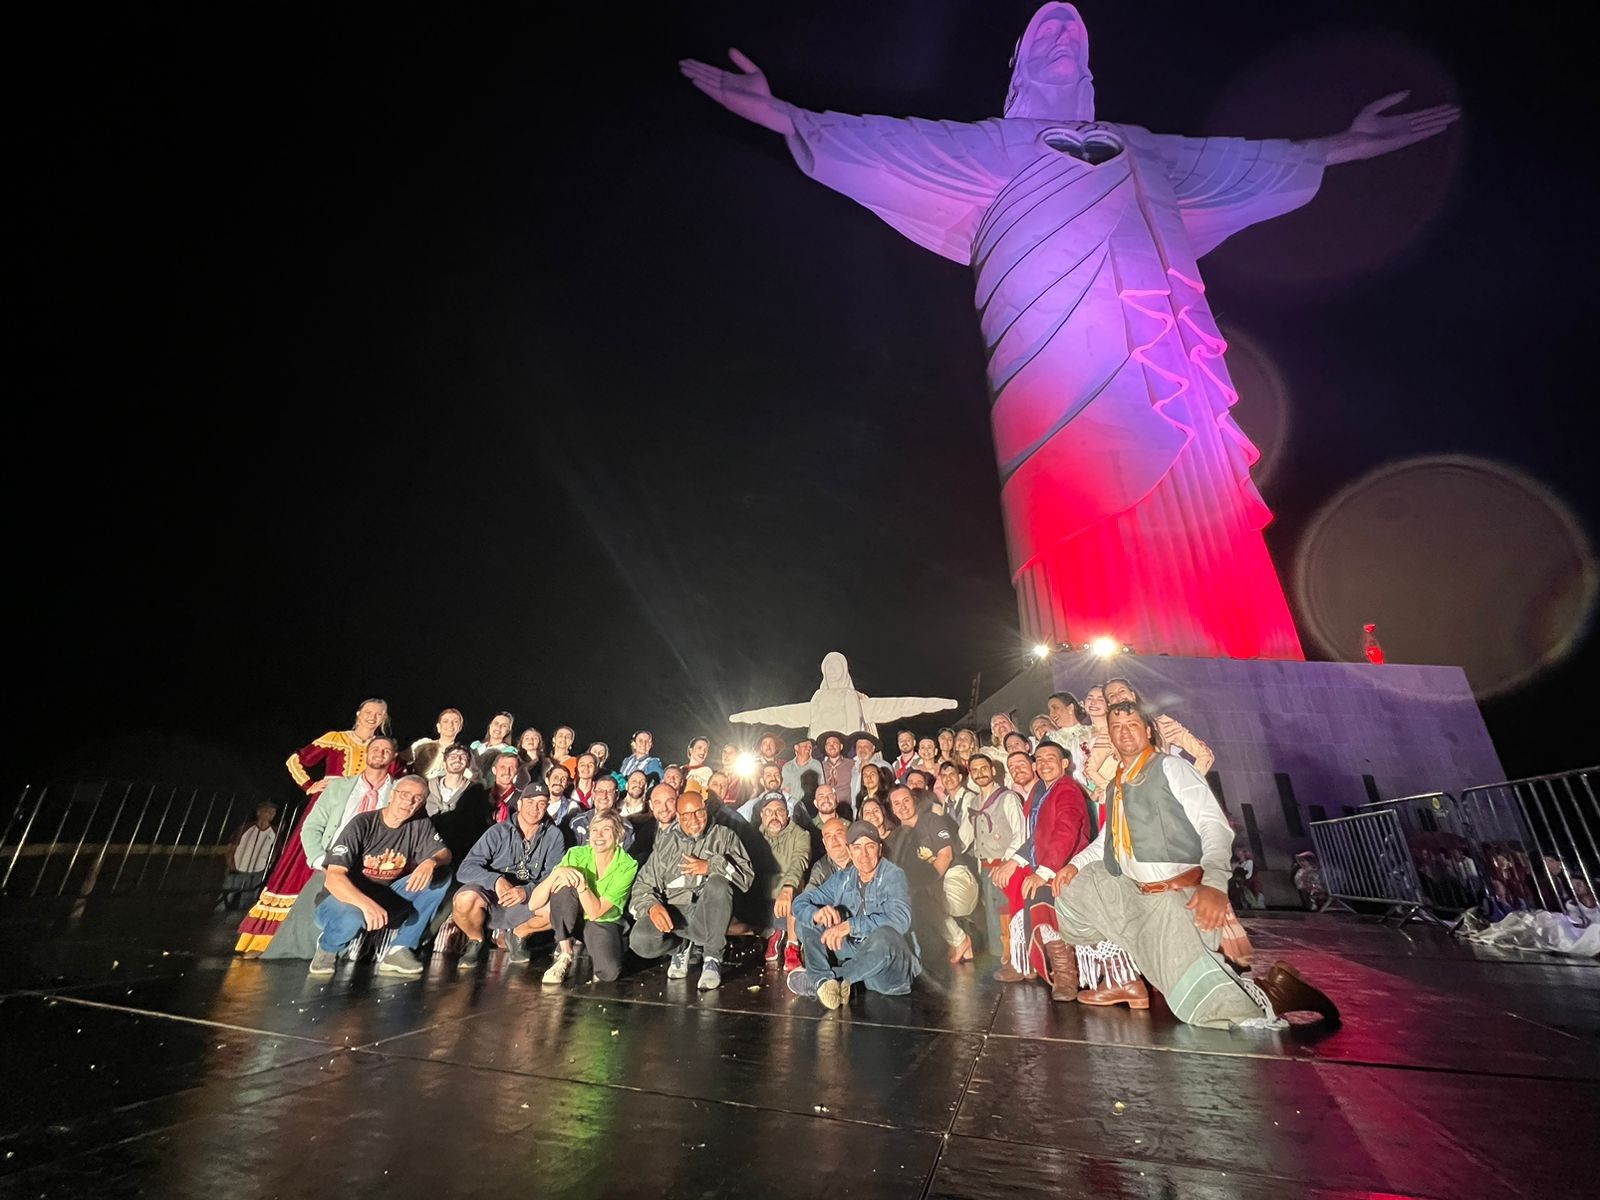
[3,786,46,893]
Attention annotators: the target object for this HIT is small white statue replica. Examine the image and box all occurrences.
[729,652,957,738]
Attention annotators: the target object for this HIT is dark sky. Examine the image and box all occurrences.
[15,2,1596,797]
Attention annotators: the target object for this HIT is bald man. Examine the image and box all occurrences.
[628,790,753,991]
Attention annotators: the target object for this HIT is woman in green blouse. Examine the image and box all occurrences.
[530,811,638,984]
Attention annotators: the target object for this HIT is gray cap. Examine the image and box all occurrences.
[846,820,882,845]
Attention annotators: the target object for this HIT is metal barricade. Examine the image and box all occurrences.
[1308,807,1445,927]
[1460,767,1599,924]
[0,780,304,900]
[1359,791,1491,916]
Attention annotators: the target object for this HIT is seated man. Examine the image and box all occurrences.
[788,821,918,1009]
[886,784,979,966]
[451,781,566,967]
[753,790,813,969]
[802,816,852,892]
[1054,702,1339,1030]
[568,776,637,851]
[309,774,450,977]
[628,789,754,991]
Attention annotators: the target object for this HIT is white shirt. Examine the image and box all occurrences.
[1069,755,1234,892]
[232,825,277,873]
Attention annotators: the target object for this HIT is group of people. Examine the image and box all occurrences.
[231,687,1338,1030]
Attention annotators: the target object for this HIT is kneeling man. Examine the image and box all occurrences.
[789,821,919,1010]
[1054,702,1338,1029]
[310,774,450,977]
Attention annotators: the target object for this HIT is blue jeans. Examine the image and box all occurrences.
[797,921,917,995]
[315,875,449,953]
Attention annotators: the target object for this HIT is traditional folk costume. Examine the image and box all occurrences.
[234,731,394,956]
[960,781,1026,957]
[999,772,1138,989]
[1057,749,1285,1028]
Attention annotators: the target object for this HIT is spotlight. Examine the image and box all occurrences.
[1031,643,1052,660]
[734,752,759,779]
[1090,636,1119,658]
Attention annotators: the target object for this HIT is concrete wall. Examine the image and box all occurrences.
[974,654,1505,876]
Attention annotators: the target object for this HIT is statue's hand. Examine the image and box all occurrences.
[679,48,796,136]
[1324,90,1460,164]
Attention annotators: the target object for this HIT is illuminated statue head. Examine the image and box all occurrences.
[1004,3,1095,121]
[819,651,856,690]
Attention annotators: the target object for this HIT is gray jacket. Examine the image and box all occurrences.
[629,821,754,920]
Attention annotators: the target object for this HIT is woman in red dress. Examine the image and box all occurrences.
[235,698,393,956]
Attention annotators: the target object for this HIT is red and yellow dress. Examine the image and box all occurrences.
[234,731,392,954]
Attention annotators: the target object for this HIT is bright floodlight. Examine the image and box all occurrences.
[734,752,759,779]
[1090,636,1119,658]
[1032,643,1051,659]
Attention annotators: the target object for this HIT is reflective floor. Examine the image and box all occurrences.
[1,900,1595,1198]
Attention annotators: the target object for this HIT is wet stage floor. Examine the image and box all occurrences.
[1,903,1595,1198]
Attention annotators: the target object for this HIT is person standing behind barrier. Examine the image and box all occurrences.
[218,802,280,911]
[236,699,393,957]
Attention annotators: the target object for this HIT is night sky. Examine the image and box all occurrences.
[15,2,1596,799]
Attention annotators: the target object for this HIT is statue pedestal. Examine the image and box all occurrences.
[974,653,1504,886]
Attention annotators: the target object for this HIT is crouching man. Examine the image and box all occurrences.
[628,790,754,991]
[1053,702,1339,1030]
[309,774,450,977]
[787,821,919,1010]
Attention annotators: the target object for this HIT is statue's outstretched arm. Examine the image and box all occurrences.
[728,702,814,728]
[1311,91,1460,165]
[860,695,958,724]
[680,49,797,136]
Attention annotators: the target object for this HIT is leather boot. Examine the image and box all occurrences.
[1079,977,1151,1009]
[993,962,1031,983]
[1257,961,1340,1025]
[1043,939,1079,1002]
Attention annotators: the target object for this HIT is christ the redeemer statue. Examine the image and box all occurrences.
[682,4,1457,659]
[729,652,956,739]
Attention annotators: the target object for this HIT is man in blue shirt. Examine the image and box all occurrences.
[788,820,920,1009]
[451,781,566,968]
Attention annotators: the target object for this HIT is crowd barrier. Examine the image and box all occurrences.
[1311,766,1598,929]
[1,780,304,899]
[1307,808,1445,927]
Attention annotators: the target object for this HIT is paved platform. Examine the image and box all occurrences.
[0,902,1594,1198]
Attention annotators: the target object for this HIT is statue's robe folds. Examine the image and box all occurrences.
[786,112,1323,659]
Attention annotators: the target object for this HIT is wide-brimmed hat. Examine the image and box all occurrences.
[814,730,846,749]
[848,730,881,753]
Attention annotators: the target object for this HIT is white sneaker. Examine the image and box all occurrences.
[542,949,574,985]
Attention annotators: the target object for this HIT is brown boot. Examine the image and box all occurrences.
[993,962,1031,983]
[1043,939,1079,1002]
[1079,977,1151,1009]
[1257,961,1340,1025]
